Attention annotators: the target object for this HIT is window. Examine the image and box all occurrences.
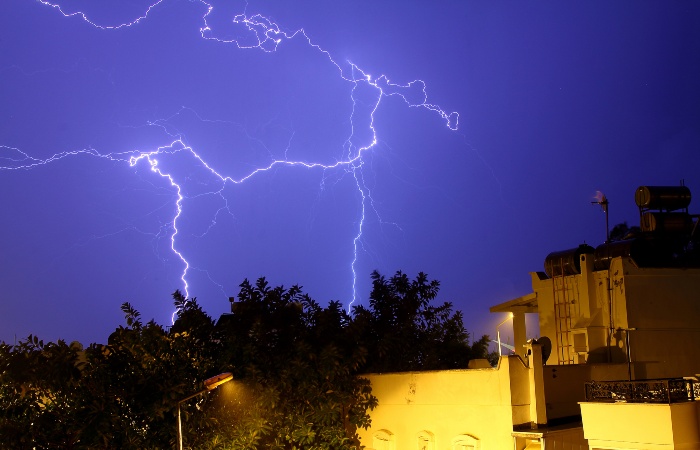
[452,434,480,450]
[417,430,434,450]
[373,430,395,450]
[573,332,587,353]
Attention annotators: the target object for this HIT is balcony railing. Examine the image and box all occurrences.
[585,378,700,404]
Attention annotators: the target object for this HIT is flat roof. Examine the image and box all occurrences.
[512,421,583,437]
[490,292,538,314]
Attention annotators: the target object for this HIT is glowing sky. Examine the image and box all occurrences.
[2,1,699,345]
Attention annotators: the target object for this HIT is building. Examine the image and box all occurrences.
[358,185,700,449]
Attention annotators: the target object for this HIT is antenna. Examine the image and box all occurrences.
[592,191,610,242]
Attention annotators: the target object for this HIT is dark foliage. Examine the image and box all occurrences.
[609,221,641,241]
[212,278,375,449]
[0,271,487,448]
[353,270,491,373]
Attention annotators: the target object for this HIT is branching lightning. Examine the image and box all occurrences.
[3,0,459,318]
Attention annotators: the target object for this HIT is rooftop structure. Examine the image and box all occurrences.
[358,185,700,449]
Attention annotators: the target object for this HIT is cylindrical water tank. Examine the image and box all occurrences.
[594,239,647,270]
[544,244,595,277]
[640,212,693,234]
[635,186,691,211]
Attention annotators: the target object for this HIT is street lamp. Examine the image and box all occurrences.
[177,372,234,450]
[497,313,514,357]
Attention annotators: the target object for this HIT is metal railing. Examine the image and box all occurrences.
[585,378,699,404]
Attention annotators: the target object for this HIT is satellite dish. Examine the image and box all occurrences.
[538,336,552,365]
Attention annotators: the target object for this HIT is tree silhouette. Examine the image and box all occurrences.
[215,277,375,449]
[609,221,641,241]
[353,270,490,373]
[0,271,488,448]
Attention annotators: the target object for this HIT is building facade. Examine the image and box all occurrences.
[358,186,700,449]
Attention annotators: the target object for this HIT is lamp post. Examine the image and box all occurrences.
[496,313,514,357]
[177,372,233,450]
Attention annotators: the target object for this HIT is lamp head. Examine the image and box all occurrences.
[204,372,234,391]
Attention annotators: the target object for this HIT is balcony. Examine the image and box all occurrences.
[584,378,699,404]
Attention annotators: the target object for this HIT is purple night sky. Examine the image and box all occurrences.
[1,1,699,346]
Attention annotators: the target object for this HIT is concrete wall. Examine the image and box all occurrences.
[513,427,587,450]
[580,401,700,449]
[358,355,535,449]
[360,255,700,449]
[621,261,700,379]
[527,256,700,376]
[543,363,630,420]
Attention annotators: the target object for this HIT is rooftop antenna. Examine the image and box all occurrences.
[592,191,610,243]
[593,190,613,362]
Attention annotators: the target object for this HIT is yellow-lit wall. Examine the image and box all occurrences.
[357,356,532,449]
[531,256,700,378]
[543,363,630,420]
[360,255,700,450]
[621,261,700,379]
[580,401,700,449]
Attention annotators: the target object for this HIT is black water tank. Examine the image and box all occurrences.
[593,238,673,270]
[544,244,595,277]
[640,212,694,234]
[635,186,691,211]
[593,239,646,270]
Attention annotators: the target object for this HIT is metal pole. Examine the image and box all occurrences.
[604,198,609,243]
[178,402,183,450]
[175,373,233,450]
[618,327,636,381]
[497,330,502,357]
[496,313,513,357]
[626,332,632,381]
[176,389,206,450]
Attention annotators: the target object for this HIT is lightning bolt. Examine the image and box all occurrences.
[4,0,459,318]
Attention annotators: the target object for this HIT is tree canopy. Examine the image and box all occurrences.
[353,270,491,373]
[0,271,491,449]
